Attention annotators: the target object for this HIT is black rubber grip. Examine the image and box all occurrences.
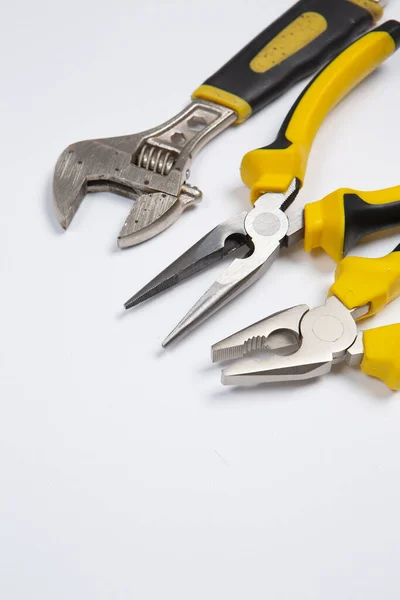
[343,194,400,256]
[202,0,378,115]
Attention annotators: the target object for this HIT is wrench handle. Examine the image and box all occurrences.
[192,0,383,124]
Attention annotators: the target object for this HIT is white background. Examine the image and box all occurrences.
[2,1,400,598]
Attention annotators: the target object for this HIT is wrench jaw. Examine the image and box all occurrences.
[53,138,145,231]
[53,176,85,231]
[52,99,236,246]
[53,137,191,243]
[117,187,202,248]
[53,141,92,230]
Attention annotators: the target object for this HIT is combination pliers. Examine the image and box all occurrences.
[125,21,400,346]
[212,245,400,390]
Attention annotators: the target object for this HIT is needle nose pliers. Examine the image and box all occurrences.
[124,21,400,347]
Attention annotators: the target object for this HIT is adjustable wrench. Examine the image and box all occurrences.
[53,0,386,248]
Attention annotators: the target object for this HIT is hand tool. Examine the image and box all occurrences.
[124,20,400,347]
[53,0,387,248]
[212,245,400,391]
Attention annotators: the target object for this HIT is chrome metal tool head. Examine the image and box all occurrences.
[53,100,236,248]
[214,296,369,386]
[162,180,302,346]
[125,179,302,345]
[124,212,250,309]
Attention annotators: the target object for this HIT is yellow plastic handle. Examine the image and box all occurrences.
[330,248,400,317]
[241,25,397,203]
[304,184,400,263]
[362,324,400,390]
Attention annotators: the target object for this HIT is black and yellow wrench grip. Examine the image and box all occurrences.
[304,185,400,263]
[241,21,400,201]
[193,0,383,124]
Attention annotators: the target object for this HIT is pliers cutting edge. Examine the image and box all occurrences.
[212,245,400,390]
[125,21,400,346]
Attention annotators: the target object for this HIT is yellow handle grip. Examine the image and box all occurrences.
[304,184,400,262]
[330,247,400,317]
[241,24,398,204]
[362,324,400,390]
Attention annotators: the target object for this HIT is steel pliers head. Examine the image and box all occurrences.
[213,297,366,385]
[213,248,400,391]
[125,179,303,345]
